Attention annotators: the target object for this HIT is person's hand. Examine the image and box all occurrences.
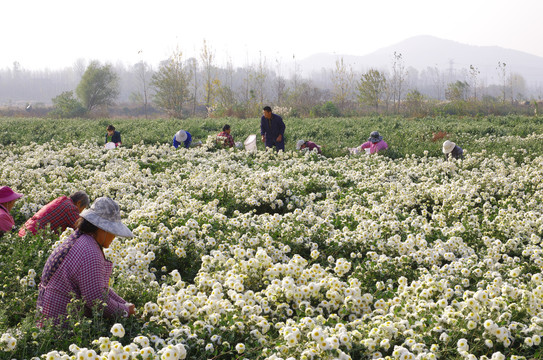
[276,134,282,142]
[261,135,265,142]
[128,303,136,316]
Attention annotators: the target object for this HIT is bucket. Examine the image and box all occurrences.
[244,134,257,152]
[364,148,371,154]
[105,142,116,149]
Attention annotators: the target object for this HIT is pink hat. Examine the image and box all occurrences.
[0,186,23,203]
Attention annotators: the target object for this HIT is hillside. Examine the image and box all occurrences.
[297,35,543,85]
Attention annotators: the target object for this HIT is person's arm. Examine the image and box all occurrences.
[360,141,371,149]
[173,136,179,149]
[114,132,122,147]
[378,141,388,151]
[260,117,267,142]
[278,115,286,136]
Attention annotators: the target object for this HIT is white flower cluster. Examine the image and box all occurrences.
[0,140,542,359]
[0,333,16,351]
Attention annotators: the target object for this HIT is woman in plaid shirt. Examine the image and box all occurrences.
[19,191,89,236]
[37,197,135,324]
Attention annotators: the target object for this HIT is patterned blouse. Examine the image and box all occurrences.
[37,232,130,321]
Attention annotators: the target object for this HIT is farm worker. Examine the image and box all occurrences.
[173,130,192,149]
[216,124,235,148]
[0,186,23,237]
[105,125,122,148]
[19,191,89,236]
[443,140,463,160]
[260,106,286,152]
[296,139,322,154]
[360,131,388,154]
[37,197,135,324]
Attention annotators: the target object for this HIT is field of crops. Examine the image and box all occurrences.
[0,116,543,360]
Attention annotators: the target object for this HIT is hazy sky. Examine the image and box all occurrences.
[2,0,542,71]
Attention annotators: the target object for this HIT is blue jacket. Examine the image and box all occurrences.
[260,113,285,145]
[105,131,121,144]
[173,132,192,149]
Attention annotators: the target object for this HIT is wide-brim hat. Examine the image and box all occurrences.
[296,140,305,150]
[0,186,23,203]
[442,140,456,154]
[175,130,187,143]
[368,131,383,143]
[80,197,133,238]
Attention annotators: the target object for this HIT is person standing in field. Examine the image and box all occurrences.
[216,124,235,148]
[260,106,286,152]
[37,197,135,324]
[0,186,23,237]
[360,131,388,154]
[19,191,90,236]
[173,130,192,149]
[296,139,322,154]
[105,125,122,147]
[442,140,463,160]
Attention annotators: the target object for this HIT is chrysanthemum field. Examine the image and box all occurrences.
[0,128,542,360]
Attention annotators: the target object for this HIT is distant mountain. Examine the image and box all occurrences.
[295,35,543,85]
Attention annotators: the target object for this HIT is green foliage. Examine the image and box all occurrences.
[0,231,52,328]
[76,61,120,112]
[357,68,387,110]
[50,91,87,119]
[151,51,192,119]
[3,115,543,159]
[446,80,470,102]
[404,89,428,117]
[310,101,341,117]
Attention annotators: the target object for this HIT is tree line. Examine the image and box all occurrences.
[1,43,541,119]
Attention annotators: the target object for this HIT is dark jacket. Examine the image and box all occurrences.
[105,131,122,145]
[260,113,286,146]
[446,145,463,160]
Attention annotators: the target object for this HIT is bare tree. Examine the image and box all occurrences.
[509,73,526,102]
[331,57,355,112]
[200,39,217,109]
[254,51,268,105]
[391,52,407,113]
[291,54,301,96]
[497,61,507,103]
[133,59,151,119]
[187,57,199,116]
[274,58,287,105]
[469,65,480,101]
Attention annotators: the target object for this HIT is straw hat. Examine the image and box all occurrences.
[442,140,456,154]
[175,130,187,143]
[296,140,305,150]
[0,186,23,203]
[368,131,383,143]
[80,197,133,238]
